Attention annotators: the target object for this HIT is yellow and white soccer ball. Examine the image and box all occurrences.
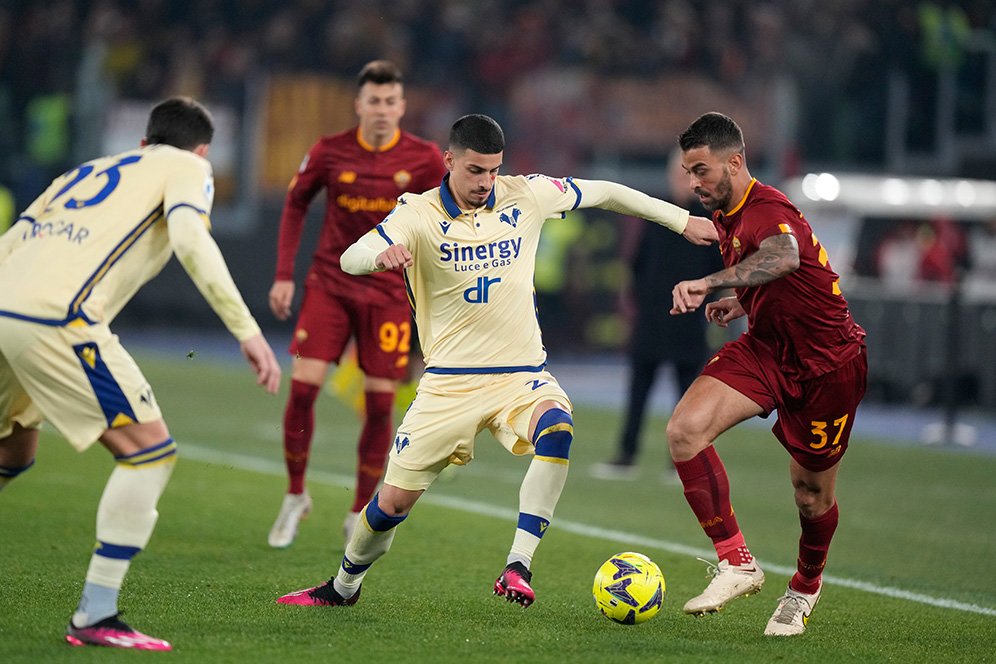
[592,551,665,624]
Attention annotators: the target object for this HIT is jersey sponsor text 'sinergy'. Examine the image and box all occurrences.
[374,174,585,372]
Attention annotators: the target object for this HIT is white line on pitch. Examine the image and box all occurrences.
[181,443,996,618]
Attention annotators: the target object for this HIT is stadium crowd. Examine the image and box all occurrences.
[1,0,993,219]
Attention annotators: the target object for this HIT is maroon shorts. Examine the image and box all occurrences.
[700,337,867,472]
[289,284,412,380]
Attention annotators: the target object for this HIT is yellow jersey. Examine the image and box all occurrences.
[343,174,688,372]
[0,144,259,339]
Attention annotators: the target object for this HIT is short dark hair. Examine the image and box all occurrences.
[448,114,504,154]
[145,96,214,150]
[678,112,745,155]
[357,60,403,87]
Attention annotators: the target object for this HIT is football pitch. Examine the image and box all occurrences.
[1,351,994,662]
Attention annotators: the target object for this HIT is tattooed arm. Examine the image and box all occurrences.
[670,233,800,314]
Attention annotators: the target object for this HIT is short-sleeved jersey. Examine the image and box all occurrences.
[373,173,589,372]
[0,145,214,326]
[274,127,445,307]
[713,180,865,381]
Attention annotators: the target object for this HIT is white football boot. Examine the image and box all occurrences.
[267,492,312,548]
[764,583,821,636]
[683,558,765,615]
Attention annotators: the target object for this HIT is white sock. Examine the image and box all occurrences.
[71,448,175,625]
[72,580,122,627]
[509,455,569,567]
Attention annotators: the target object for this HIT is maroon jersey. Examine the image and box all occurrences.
[713,180,865,381]
[274,127,445,306]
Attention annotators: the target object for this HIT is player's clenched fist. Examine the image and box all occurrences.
[376,244,413,271]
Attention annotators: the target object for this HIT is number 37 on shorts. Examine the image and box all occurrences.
[809,415,848,451]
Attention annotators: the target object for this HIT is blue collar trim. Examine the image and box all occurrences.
[439,174,496,219]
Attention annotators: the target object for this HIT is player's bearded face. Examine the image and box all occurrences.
[698,166,733,212]
[445,148,502,209]
[683,147,734,213]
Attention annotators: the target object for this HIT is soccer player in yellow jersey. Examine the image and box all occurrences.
[277,114,717,609]
[0,97,281,650]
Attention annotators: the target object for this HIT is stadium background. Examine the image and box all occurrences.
[1,0,995,420]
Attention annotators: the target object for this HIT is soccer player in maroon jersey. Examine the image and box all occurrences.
[668,112,867,636]
[267,61,445,549]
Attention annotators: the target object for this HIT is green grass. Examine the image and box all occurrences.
[1,352,994,662]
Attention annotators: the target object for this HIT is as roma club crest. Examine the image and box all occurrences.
[393,170,412,188]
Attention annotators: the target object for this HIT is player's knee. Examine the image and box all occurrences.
[793,482,832,518]
[665,416,694,460]
[367,492,410,530]
[665,415,705,461]
[113,438,178,472]
[532,408,573,461]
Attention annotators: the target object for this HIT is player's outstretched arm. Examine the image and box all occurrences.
[240,333,282,394]
[569,179,714,241]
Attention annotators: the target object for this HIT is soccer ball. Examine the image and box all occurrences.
[592,551,665,624]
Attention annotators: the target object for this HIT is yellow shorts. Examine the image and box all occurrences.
[0,317,162,451]
[384,370,572,491]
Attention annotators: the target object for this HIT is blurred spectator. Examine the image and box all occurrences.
[3,0,994,422]
[919,217,966,283]
[876,220,922,287]
[919,1,972,70]
[590,150,723,481]
[875,218,967,287]
[1,1,994,210]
